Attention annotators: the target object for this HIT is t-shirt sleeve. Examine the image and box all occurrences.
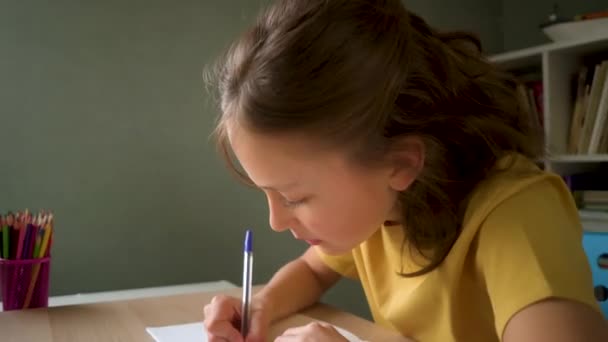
[475,177,600,338]
[315,247,359,279]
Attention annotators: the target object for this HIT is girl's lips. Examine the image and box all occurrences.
[305,239,322,246]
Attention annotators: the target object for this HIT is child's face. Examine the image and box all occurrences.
[228,124,417,255]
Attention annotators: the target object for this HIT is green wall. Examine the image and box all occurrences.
[0,0,501,320]
[407,0,503,54]
[0,0,303,292]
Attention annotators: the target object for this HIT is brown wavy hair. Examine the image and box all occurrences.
[208,0,544,276]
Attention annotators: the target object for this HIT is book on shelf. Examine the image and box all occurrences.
[566,175,608,232]
[515,71,543,129]
[574,190,608,210]
[563,172,608,191]
[562,173,608,232]
[577,197,608,233]
[579,209,608,221]
[579,207,608,233]
[580,190,608,203]
[581,218,608,233]
[568,59,608,155]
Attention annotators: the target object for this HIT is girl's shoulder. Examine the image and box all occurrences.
[469,153,559,216]
[460,153,571,240]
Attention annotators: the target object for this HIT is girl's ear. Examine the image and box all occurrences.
[387,136,425,191]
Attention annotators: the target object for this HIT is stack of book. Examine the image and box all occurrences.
[577,191,608,233]
[565,173,608,232]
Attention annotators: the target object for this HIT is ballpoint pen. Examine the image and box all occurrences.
[241,229,253,337]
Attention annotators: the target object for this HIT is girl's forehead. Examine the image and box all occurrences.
[228,123,326,159]
[228,126,353,186]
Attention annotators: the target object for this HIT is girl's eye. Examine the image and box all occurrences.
[283,197,308,208]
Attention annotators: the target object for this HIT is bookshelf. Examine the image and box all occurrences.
[500,36,608,313]
[490,35,608,175]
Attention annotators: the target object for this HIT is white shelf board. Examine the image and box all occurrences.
[490,34,608,66]
[547,154,608,162]
[489,45,544,70]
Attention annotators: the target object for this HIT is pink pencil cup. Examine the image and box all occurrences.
[0,257,51,311]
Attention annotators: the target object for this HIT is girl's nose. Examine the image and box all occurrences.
[268,198,292,233]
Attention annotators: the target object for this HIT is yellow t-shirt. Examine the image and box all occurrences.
[317,154,600,342]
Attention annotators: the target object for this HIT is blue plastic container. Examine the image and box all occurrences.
[582,231,608,318]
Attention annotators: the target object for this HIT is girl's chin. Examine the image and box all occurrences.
[314,243,352,256]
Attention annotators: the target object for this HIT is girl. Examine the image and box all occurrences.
[203,0,608,341]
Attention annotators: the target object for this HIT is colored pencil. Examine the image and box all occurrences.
[0,210,54,309]
[22,214,53,309]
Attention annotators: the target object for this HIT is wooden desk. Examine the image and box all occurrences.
[0,286,407,342]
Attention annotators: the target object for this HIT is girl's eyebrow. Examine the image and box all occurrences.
[258,182,299,191]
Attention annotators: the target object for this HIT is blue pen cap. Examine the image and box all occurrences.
[244,229,253,252]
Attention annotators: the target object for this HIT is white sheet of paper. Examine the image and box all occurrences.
[146,322,366,342]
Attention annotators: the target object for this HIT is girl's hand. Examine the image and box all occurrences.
[274,322,350,342]
[203,294,271,342]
